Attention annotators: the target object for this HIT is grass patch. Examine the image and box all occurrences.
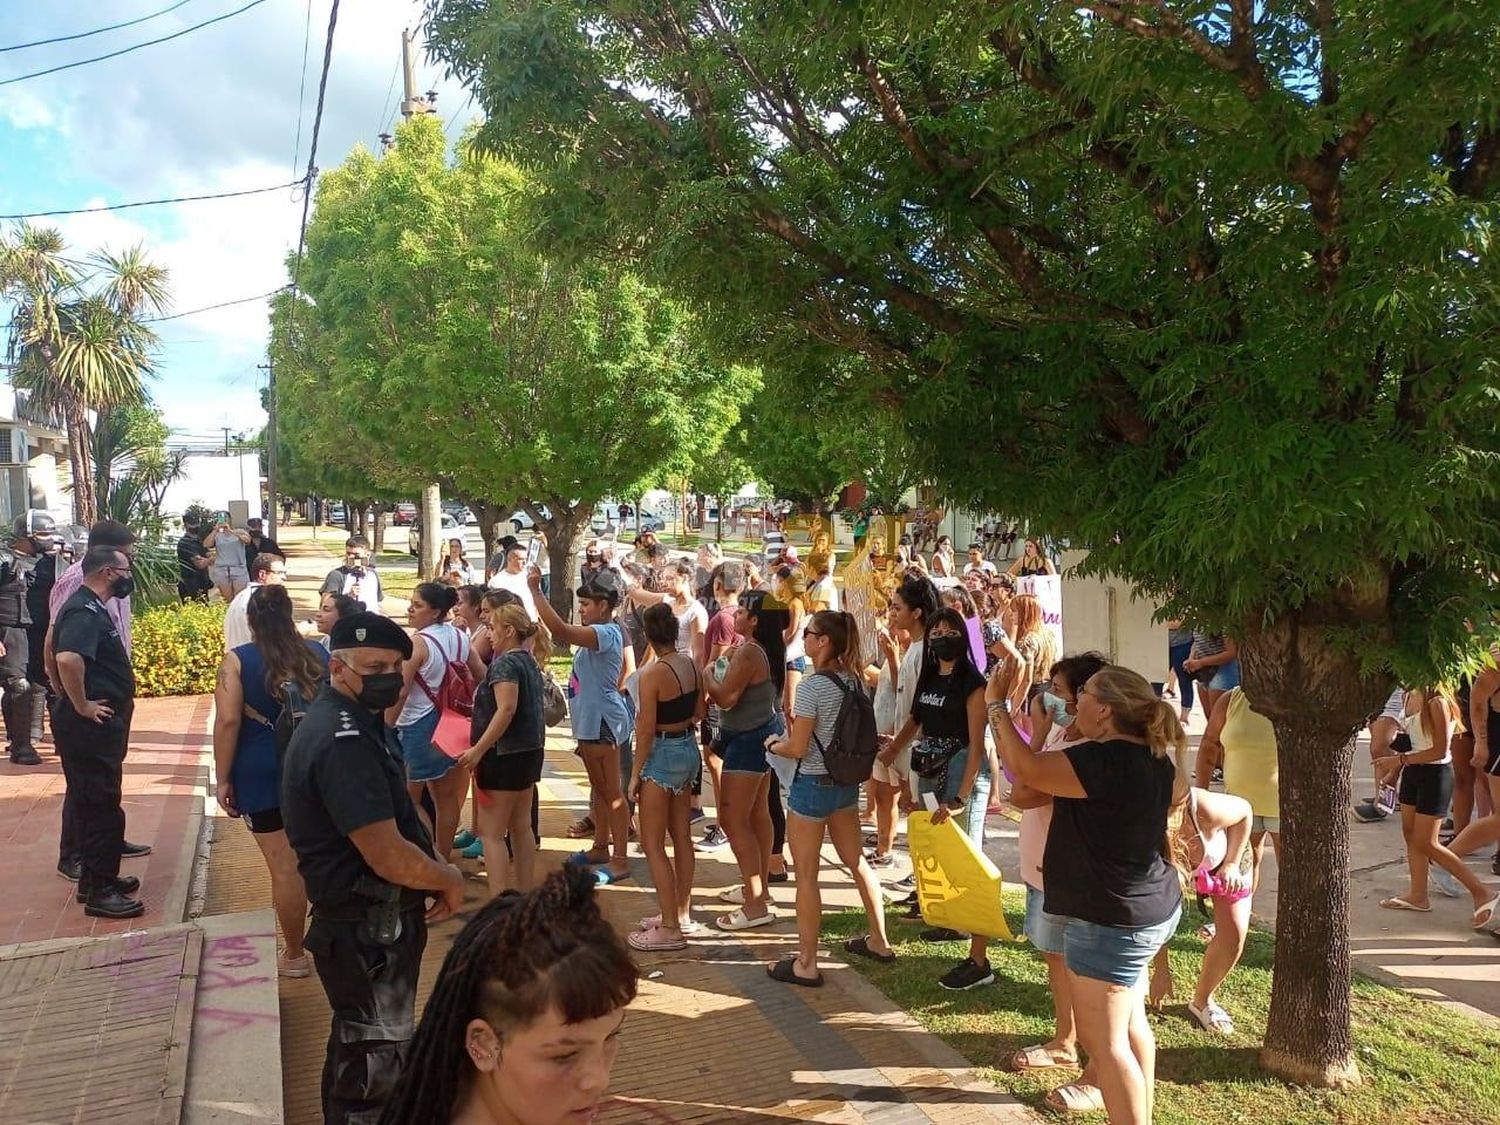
[660,533,761,557]
[823,898,1500,1124]
[378,568,419,599]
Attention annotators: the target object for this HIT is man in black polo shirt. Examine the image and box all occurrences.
[245,516,285,560]
[176,511,214,603]
[282,612,464,1125]
[52,545,141,918]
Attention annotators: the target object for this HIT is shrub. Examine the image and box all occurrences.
[132,601,226,698]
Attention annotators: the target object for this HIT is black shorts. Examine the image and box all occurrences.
[1485,743,1500,778]
[244,807,284,834]
[477,747,544,793]
[1398,762,1454,818]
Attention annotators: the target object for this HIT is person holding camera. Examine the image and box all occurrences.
[281,612,465,1124]
[205,518,253,600]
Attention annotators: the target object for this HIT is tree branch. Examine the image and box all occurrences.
[1085,1,1270,99]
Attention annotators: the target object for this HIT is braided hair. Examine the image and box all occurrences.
[377,867,638,1125]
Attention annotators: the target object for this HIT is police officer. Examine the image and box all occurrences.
[52,545,141,918]
[281,612,464,1125]
[23,513,64,754]
[0,510,59,765]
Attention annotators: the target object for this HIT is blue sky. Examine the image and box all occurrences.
[0,0,479,444]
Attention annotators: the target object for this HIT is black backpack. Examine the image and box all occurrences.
[810,672,880,785]
[274,681,314,759]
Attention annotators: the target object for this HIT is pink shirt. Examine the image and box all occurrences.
[1017,725,1085,892]
[50,560,132,655]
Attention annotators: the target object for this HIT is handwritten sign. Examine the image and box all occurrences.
[1015,574,1064,656]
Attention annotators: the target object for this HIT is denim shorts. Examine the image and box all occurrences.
[1061,904,1182,988]
[721,717,782,775]
[396,707,453,783]
[786,656,807,674]
[1251,814,1281,835]
[916,758,992,845]
[786,771,859,820]
[640,731,700,793]
[1024,885,1068,955]
[1209,659,1241,691]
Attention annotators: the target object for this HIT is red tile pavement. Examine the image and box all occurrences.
[0,694,211,945]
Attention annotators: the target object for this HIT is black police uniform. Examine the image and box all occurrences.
[0,545,45,761]
[24,546,60,744]
[247,530,286,559]
[52,587,135,890]
[282,685,434,1125]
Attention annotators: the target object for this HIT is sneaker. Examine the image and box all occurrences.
[695,826,729,851]
[920,926,967,942]
[888,872,916,891]
[688,807,707,826]
[938,958,995,991]
[899,898,924,921]
[1352,802,1390,823]
[1211,766,1224,785]
[867,852,896,870]
[278,952,312,979]
[8,746,41,765]
[452,829,477,850]
[460,838,485,860]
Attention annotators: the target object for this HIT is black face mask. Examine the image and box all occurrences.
[346,562,366,577]
[109,575,135,600]
[927,633,966,662]
[352,670,403,712]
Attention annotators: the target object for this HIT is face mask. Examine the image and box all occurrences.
[110,575,135,600]
[928,633,966,661]
[346,562,366,577]
[353,670,403,712]
[1042,691,1075,727]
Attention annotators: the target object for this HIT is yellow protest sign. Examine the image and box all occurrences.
[907,811,1019,942]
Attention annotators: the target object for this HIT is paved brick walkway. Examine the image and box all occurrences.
[0,695,210,946]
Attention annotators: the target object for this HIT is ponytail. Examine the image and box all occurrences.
[809,609,863,679]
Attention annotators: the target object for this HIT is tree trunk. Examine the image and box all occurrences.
[716,495,725,543]
[65,397,96,527]
[535,502,592,646]
[371,503,388,554]
[419,485,443,582]
[1238,601,1391,1090]
[473,501,506,573]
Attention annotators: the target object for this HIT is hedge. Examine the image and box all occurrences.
[133,601,226,698]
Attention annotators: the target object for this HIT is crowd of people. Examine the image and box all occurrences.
[10,509,1500,1125]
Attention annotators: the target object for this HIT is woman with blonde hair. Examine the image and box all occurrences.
[986,664,1186,1125]
[1006,593,1060,714]
[775,564,813,717]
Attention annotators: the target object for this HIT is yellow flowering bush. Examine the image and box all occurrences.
[132,601,226,698]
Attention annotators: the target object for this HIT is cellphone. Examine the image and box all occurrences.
[524,537,543,568]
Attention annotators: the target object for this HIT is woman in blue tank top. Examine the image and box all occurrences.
[212,584,328,978]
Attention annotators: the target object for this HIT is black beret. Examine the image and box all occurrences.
[328,612,413,659]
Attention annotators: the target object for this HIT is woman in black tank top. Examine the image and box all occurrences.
[627,604,705,951]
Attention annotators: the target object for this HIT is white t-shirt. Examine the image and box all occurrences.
[964,560,997,577]
[486,567,537,620]
[329,567,383,612]
[896,639,925,726]
[396,622,472,726]
[222,583,260,651]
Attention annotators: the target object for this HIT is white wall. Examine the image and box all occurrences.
[1058,550,1169,683]
[161,454,262,517]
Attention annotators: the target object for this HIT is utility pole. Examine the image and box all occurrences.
[258,361,277,531]
[399,28,437,121]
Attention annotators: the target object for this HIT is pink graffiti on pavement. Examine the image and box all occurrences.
[206,933,272,969]
[195,1007,280,1041]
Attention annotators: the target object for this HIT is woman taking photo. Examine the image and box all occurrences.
[389,583,487,863]
[987,664,1186,1125]
[212,585,327,977]
[457,603,546,896]
[878,607,992,989]
[376,867,637,1125]
[529,568,636,886]
[703,588,781,931]
[766,610,895,985]
[436,537,475,585]
[627,604,703,951]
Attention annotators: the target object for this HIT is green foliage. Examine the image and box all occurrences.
[91,403,187,541]
[426,0,1500,687]
[132,600,225,697]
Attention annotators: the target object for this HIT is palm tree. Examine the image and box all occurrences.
[0,226,169,525]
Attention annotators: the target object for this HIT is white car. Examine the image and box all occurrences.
[408,511,460,555]
[509,510,534,532]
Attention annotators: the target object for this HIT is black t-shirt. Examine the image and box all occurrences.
[24,551,58,630]
[53,588,135,703]
[248,534,285,559]
[177,534,212,591]
[911,662,986,741]
[1043,739,1182,928]
[470,649,545,754]
[281,686,435,910]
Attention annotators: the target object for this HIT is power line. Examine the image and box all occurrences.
[0,178,302,221]
[376,51,401,137]
[291,0,340,300]
[289,0,314,178]
[145,288,288,324]
[0,0,197,53]
[0,0,270,88]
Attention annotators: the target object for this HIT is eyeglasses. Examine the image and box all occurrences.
[804,629,824,639]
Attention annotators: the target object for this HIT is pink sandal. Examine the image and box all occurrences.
[628,923,687,952]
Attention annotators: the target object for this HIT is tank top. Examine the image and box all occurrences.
[655,655,698,728]
[1186,789,1228,872]
[1017,556,1048,576]
[233,641,328,814]
[1220,689,1279,819]
[397,622,471,727]
[1398,693,1448,763]
[720,644,777,732]
[673,602,699,657]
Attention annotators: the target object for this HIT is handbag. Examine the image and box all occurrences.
[542,670,568,727]
[910,736,965,781]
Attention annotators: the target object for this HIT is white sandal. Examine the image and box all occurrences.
[715,907,776,932]
[1187,999,1235,1035]
[718,885,745,905]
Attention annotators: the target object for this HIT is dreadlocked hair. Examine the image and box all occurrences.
[377,866,638,1125]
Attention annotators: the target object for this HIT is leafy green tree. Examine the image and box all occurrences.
[0,228,168,524]
[429,0,1500,1085]
[287,114,754,618]
[92,402,187,537]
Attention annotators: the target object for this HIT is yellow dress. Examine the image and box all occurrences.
[1221,688,1280,820]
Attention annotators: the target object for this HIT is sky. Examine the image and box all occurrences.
[0,0,480,446]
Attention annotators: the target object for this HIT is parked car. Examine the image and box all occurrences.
[638,511,665,533]
[327,502,347,526]
[408,511,460,556]
[393,503,417,526]
[509,510,534,533]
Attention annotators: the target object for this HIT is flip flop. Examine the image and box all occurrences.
[1187,999,1235,1035]
[1045,1082,1105,1113]
[715,907,776,932]
[843,935,896,964]
[1473,894,1500,931]
[1380,896,1432,912]
[628,924,687,952]
[766,956,823,987]
[566,849,610,868]
[593,868,632,886]
[1011,1044,1079,1071]
[565,816,595,839]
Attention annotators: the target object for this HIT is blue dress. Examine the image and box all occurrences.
[232,641,329,814]
[568,623,632,745]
